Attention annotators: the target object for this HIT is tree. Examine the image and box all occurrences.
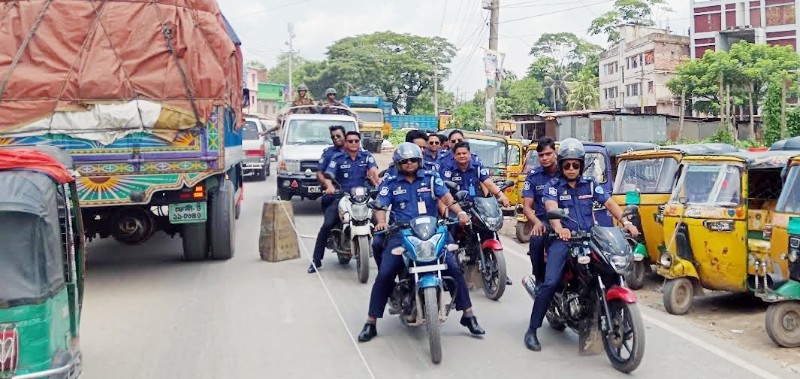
[527,33,601,111]
[763,76,783,145]
[409,88,456,115]
[452,102,483,131]
[247,60,266,69]
[267,52,310,87]
[568,68,600,110]
[588,0,672,44]
[324,31,456,114]
[498,77,545,117]
[542,65,572,111]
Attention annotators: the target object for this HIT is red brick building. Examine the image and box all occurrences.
[690,0,798,58]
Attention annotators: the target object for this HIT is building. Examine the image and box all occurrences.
[690,0,798,58]
[257,82,286,118]
[244,66,268,115]
[598,25,690,116]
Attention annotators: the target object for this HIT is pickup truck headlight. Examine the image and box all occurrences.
[279,160,301,173]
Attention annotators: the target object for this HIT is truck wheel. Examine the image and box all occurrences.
[371,140,382,153]
[182,222,208,261]
[209,180,236,260]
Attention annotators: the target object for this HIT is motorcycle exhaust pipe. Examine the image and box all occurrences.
[522,275,537,300]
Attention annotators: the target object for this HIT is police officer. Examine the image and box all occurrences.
[357,143,485,342]
[424,133,444,167]
[521,137,559,285]
[309,131,381,273]
[317,125,347,211]
[524,138,639,351]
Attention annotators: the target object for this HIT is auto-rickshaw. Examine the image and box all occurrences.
[760,155,800,347]
[0,145,84,378]
[514,141,543,242]
[613,143,739,289]
[504,138,530,208]
[656,150,795,315]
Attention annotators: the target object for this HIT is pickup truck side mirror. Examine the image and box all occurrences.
[272,136,281,146]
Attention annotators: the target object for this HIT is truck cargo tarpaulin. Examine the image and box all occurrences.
[0,0,243,144]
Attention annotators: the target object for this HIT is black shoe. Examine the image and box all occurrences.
[358,323,377,342]
[460,315,486,335]
[524,328,541,351]
[307,261,321,274]
[506,276,513,286]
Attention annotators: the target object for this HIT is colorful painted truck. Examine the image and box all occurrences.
[0,2,245,261]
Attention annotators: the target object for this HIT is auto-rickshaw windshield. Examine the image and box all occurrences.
[777,165,800,212]
[583,152,607,183]
[468,139,507,168]
[669,163,743,206]
[614,157,679,194]
[522,150,540,174]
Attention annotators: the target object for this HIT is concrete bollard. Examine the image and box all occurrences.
[259,200,300,262]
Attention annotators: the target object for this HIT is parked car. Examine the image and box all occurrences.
[242,117,272,180]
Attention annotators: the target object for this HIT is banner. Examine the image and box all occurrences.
[483,52,498,87]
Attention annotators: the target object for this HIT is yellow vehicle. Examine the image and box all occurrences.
[612,143,739,289]
[656,151,795,315]
[514,142,541,242]
[343,96,392,153]
[441,129,509,181]
[505,138,531,208]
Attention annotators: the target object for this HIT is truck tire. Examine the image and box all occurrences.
[182,222,208,261]
[209,179,236,260]
[371,140,382,153]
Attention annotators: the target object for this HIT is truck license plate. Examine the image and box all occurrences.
[307,186,321,193]
[169,202,207,224]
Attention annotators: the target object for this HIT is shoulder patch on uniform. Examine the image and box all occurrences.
[367,156,374,163]
[328,161,336,168]
[595,186,604,194]
[523,181,530,190]
[480,168,488,176]
[379,187,389,196]
[435,177,444,186]
[319,158,324,164]
[548,187,557,196]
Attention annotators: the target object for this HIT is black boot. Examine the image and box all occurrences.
[358,323,377,342]
[524,328,541,351]
[506,276,513,286]
[307,261,321,274]
[460,315,486,335]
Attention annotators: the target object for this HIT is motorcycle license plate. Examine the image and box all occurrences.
[409,263,447,274]
[307,186,321,193]
[169,202,207,224]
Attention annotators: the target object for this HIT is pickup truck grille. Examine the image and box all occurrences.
[300,160,319,172]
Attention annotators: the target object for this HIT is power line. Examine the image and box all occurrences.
[500,0,613,23]
[439,0,449,35]
[228,0,312,20]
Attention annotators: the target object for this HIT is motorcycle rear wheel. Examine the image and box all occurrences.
[602,300,645,373]
[424,287,442,364]
[482,248,507,301]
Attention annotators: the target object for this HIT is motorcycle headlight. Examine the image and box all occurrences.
[350,203,371,221]
[482,215,504,231]
[408,234,442,263]
[610,254,631,273]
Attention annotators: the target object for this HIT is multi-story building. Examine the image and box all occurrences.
[690,0,798,58]
[598,25,690,115]
[257,82,287,117]
[244,66,268,114]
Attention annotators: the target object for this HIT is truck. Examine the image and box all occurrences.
[342,96,392,153]
[0,2,245,261]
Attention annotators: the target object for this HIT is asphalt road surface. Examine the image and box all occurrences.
[80,170,799,379]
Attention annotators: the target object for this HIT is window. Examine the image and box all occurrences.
[670,163,742,206]
[648,81,654,94]
[766,4,796,26]
[644,50,654,65]
[508,145,521,166]
[627,83,639,97]
[604,87,618,99]
[614,158,680,194]
[606,62,618,75]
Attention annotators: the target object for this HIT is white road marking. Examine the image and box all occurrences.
[499,235,785,379]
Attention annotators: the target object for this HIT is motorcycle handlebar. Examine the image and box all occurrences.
[375,218,461,235]
[547,229,592,243]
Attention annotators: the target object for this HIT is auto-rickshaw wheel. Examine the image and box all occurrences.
[663,277,694,315]
[765,301,800,348]
[182,222,208,261]
[515,222,531,243]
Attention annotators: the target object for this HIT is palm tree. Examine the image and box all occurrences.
[567,69,599,110]
[542,66,572,111]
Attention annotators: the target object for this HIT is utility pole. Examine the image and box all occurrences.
[433,61,439,115]
[286,23,296,95]
[484,0,499,132]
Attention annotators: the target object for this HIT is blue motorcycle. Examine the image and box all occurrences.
[381,215,460,364]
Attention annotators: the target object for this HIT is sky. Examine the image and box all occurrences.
[218,0,692,98]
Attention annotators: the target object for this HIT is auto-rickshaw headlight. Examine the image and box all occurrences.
[789,249,799,263]
[702,220,735,232]
[659,253,673,268]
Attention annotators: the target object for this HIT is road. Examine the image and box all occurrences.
[80,169,799,379]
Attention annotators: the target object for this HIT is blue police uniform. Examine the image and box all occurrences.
[367,169,472,318]
[528,176,610,330]
[423,150,442,171]
[436,150,480,168]
[521,166,560,281]
[310,150,377,267]
[318,146,343,210]
[438,155,489,198]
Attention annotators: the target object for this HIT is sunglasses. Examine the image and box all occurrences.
[331,134,344,140]
[429,141,440,145]
[346,139,360,144]
[399,158,420,165]
[563,162,581,170]
[450,139,463,144]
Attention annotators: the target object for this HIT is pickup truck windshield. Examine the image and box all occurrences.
[286,120,357,145]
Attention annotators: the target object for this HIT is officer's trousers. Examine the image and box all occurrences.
[312,197,341,264]
[529,234,548,281]
[529,239,569,330]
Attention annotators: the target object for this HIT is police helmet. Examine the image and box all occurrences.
[393,142,423,170]
[557,138,586,174]
[325,87,337,96]
[297,84,309,92]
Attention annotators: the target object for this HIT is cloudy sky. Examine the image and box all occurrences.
[218,0,692,97]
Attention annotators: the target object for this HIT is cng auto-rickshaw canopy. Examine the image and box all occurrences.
[0,148,74,184]
[0,170,66,306]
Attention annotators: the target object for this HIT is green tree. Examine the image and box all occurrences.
[324,31,456,114]
[527,33,600,111]
[409,88,456,115]
[763,76,783,145]
[247,60,267,69]
[498,77,545,117]
[588,0,672,43]
[567,68,600,110]
[266,53,311,87]
[452,102,483,131]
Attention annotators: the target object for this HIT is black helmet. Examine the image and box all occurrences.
[325,87,337,96]
[557,138,585,174]
[297,84,308,92]
[393,142,423,170]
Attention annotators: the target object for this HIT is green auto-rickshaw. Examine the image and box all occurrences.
[0,145,84,378]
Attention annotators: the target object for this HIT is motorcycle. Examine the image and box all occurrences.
[380,216,461,364]
[324,173,375,283]
[446,181,515,300]
[524,206,645,373]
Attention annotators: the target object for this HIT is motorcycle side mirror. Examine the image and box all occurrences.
[455,190,469,201]
[622,205,639,218]
[544,209,567,220]
[444,181,459,191]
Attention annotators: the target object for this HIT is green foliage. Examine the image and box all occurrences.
[763,76,783,146]
[499,77,545,116]
[408,88,456,115]
[386,130,409,147]
[452,102,483,131]
[567,68,599,110]
[526,33,599,111]
[588,0,673,43]
[706,127,735,144]
[247,60,267,69]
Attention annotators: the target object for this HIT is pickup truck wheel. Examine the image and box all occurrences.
[182,222,208,261]
[209,180,236,260]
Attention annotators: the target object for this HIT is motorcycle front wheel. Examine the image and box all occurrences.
[423,286,442,364]
[602,300,645,373]
[481,248,507,301]
[354,235,370,283]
